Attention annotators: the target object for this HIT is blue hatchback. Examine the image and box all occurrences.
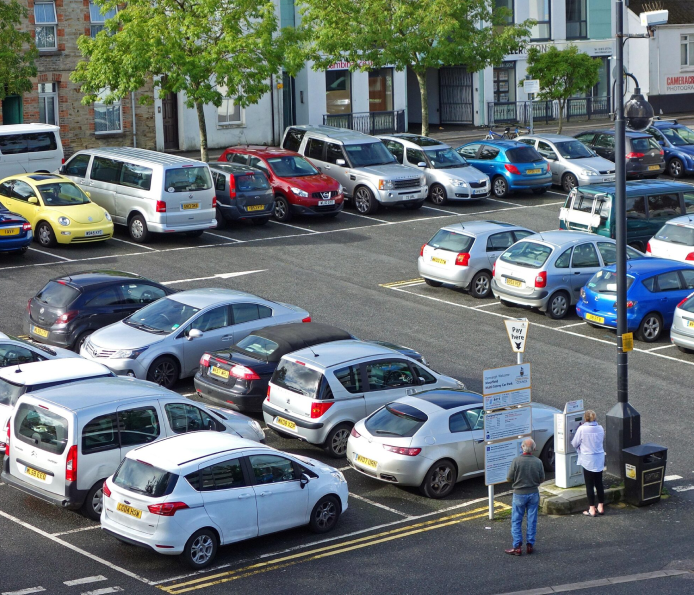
[0,203,32,255]
[455,140,552,198]
[647,120,694,178]
[576,258,694,342]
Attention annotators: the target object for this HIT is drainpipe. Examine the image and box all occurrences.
[131,92,137,148]
[270,74,275,146]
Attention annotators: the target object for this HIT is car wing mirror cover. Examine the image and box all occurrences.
[187,328,203,341]
[300,473,310,488]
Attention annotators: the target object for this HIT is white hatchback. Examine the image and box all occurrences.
[647,216,694,262]
[101,432,349,569]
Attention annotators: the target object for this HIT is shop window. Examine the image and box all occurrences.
[566,0,587,39]
[89,0,117,37]
[682,35,694,67]
[529,0,550,40]
[326,70,351,115]
[217,86,242,126]
[368,68,393,112]
[493,62,516,104]
[94,90,122,134]
[34,2,57,50]
[38,83,58,126]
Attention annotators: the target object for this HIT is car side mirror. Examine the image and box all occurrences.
[187,328,203,341]
[417,161,427,168]
[28,196,39,205]
[85,191,91,199]
[418,376,426,385]
[58,165,66,174]
[300,473,310,489]
[336,159,346,166]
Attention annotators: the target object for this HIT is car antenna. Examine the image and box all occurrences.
[14,364,22,373]
[307,345,319,358]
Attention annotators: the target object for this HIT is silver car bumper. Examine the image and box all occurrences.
[492,279,550,310]
[79,346,149,378]
[441,181,490,200]
[577,173,615,186]
[377,186,428,204]
[147,219,217,233]
[671,327,694,349]
[417,257,475,287]
[262,403,329,445]
[345,438,431,486]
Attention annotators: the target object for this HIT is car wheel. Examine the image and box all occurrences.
[420,460,456,499]
[429,184,447,205]
[147,356,179,389]
[251,217,270,226]
[668,158,684,178]
[404,201,424,210]
[532,187,548,195]
[73,331,92,353]
[309,495,341,534]
[354,186,379,215]
[82,480,106,521]
[36,222,57,247]
[562,173,579,192]
[636,312,662,342]
[180,529,218,570]
[129,214,150,243]
[677,345,694,354]
[323,423,352,458]
[470,271,492,299]
[424,278,443,288]
[185,230,204,238]
[215,207,226,229]
[273,195,292,222]
[492,176,508,198]
[540,437,555,471]
[545,291,570,320]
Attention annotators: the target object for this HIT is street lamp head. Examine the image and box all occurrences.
[625,88,654,131]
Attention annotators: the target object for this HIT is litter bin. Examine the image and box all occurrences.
[622,443,667,506]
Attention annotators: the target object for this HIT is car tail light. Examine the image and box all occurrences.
[61,158,66,164]
[677,297,689,308]
[230,364,260,381]
[382,444,422,456]
[22,223,31,231]
[351,427,361,438]
[26,298,32,314]
[156,200,167,213]
[505,164,521,175]
[646,242,652,254]
[56,311,78,324]
[302,316,311,323]
[103,481,111,498]
[148,502,189,516]
[420,244,425,257]
[212,196,217,208]
[310,402,334,419]
[546,163,551,172]
[455,252,470,266]
[625,152,645,159]
[66,445,78,482]
[266,385,271,402]
[580,287,586,299]
[613,300,637,309]
[535,271,547,288]
[5,420,9,456]
[660,150,665,156]
[686,252,694,261]
[199,353,211,368]
[492,262,496,276]
[229,175,236,199]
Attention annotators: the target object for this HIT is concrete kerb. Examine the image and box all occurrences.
[539,478,624,515]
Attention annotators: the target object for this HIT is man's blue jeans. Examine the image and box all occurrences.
[511,492,539,547]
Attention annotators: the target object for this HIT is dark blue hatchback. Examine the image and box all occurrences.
[0,203,32,254]
[647,120,694,178]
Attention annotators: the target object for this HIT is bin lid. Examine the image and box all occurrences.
[623,443,667,456]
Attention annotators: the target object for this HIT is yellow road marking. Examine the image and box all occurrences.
[159,503,509,594]
[379,278,424,288]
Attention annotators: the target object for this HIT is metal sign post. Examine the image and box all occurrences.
[523,80,540,134]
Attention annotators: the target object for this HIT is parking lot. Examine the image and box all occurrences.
[2,177,694,595]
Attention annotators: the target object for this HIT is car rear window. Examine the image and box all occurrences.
[505,147,544,163]
[630,137,660,152]
[655,223,694,245]
[500,241,552,268]
[364,403,428,438]
[678,293,694,313]
[164,166,212,193]
[271,360,323,398]
[235,335,280,358]
[235,172,270,191]
[0,380,24,407]
[35,281,80,307]
[586,270,635,293]
[15,402,69,455]
[427,229,474,253]
[113,458,173,498]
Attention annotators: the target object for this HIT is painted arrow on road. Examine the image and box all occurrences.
[161,270,266,285]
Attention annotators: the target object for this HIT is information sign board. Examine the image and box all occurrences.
[504,319,529,353]
[564,399,584,414]
[523,79,540,94]
[483,363,531,395]
[484,407,532,442]
[484,388,531,411]
[485,438,524,485]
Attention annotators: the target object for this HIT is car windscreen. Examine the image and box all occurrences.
[266,156,319,177]
[35,281,80,307]
[554,140,594,159]
[113,458,173,498]
[505,147,544,163]
[630,137,660,152]
[654,223,694,246]
[164,166,212,192]
[37,182,90,206]
[124,298,200,334]
[234,335,280,359]
[0,379,24,407]
[15,402,69,455]
[235,172,270,191]
[343,142,397,167]
[271,360,322,398]
[427,229,474,253]
[661,126,694,146]
[499,241,552,268]
[587,270,635,293]
[423,147,469,169]
[364,402,428,438]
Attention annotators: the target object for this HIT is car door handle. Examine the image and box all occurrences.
[260,491,272,497]
[238,493,252,499]
[574,271,581,275]
[222,334,233,341]
[475,439,485,443]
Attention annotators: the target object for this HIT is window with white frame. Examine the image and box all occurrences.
[38,83,58,125]
[681,35,694,67]
[34,2,57,50]
[89,1,118,37]
[217,86,242,126]
[94,90,122,134]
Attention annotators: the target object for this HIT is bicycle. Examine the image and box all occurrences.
[484,127,509,140]
[505,125,532,139]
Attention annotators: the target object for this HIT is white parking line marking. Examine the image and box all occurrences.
[546,190,569,197]
[672,484,694,492]
[109,237,157,250]
[161,270,266,285]
[181,392,196,397]
[203,231,242,243]
[420,205,459,215]
[339,210,389,224]
[0,510,153,585]
[485,197,523,207]
[27,247,72,261]
[349,493,412,517]
[665,475,683,481]
[2,588,45,595]
[647,344,676,351]
[52,525,101,536]
[560,322,587,328]
[64,576,107,586]
[474,301,502,308]
[81,588,123,595]
[268,220,319,233]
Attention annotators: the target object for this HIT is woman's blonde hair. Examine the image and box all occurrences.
[584,410,597,422]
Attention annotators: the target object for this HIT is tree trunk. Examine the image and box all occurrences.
[195,100,208,162]
[415,69,429,137]
[557,100,564,135]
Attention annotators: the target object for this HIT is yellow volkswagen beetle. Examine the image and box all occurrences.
[0,173,114,247]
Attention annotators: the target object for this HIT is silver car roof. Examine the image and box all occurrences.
[516,134,579,143]
[660,215,694,229]
[439,220,530,236]
[169,287,262,308]
[287,339,403,368]
[520,230,609,249]
[288,125,380,146]
[72,147,207,168]
[0,358,110,385]
[378,134,449,150]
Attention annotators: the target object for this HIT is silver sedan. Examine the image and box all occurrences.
[0,331,80,367]
[346,389,559,498]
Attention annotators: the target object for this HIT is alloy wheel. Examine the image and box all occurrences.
[563,174,578,192]
[670,159,683,178]
[314,500,337,530]
[91,487,103,516]
[355,188,371,213]
[275,199,287,219]
[642,316,660,340]
[473,275,490,297]
[38,225,52,246]
[190,535,214,565]
[430,185,446,205]
[331,429,349,456]
[429,464,453,495]
[493,178,507,197]
[152,361,176,386]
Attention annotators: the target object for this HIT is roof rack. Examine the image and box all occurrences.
[654,116,678,124]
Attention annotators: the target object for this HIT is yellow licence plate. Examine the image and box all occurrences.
[32,326,49,338]
[210,366,229,379]
[182,203,199,210]
[0,228,19,236]
[586,313,605,324]
[505,278,522,287]
[431,257,447,265]
[117,503,142,519]
[356,454,378,469]
[276,417,297,431]
[526,168,542,174]
[26,466,47,481]
[648,165,660,171]
[687,321,694,328]
[246,205,265,212]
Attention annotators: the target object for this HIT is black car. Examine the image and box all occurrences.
[194,323,426,413]
[573,129,665,178]
[208,163,275,227]
[24,270,174,351]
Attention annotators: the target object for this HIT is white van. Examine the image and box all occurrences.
[59,147,216,243]
[0,124,63,178]
[1,376,265,520]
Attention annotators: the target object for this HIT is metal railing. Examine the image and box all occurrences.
[323,110,406,135]
[487,96,612,126]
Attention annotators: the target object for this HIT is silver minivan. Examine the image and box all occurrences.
[0,124,64,178]
[59,147,216,243]
[262,340,464,457]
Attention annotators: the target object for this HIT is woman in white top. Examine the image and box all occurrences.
[571,410,606,517]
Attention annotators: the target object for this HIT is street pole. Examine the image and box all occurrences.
[605,0,641,478]
[529,94,534,134]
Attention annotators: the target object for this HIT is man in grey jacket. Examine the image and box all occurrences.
[504,438,545,556]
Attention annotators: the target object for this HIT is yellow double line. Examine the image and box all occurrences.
[159,503,510,594]
[379,278,424,288]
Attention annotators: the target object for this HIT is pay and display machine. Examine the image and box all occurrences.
[554,400,585,488]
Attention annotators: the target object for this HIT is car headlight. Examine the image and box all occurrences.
[456,380,466,388]
[58,217,70,226]
[111,346,149,359]
[419,176,426,186]
[450,179,468,187]
[290,187,308,198]
[338,184,344,194]
[248,419,263,436]
[331,470,346,483]
[104,211,112,221]
[580,170,598,177]
[378,179,394,190]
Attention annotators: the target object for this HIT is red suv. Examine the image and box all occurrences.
[218,147,344,221]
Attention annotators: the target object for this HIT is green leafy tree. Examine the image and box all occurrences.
[297,0,532,136]
[72,0,288,161]
[0,0,38,102]
[525,45,601,134]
